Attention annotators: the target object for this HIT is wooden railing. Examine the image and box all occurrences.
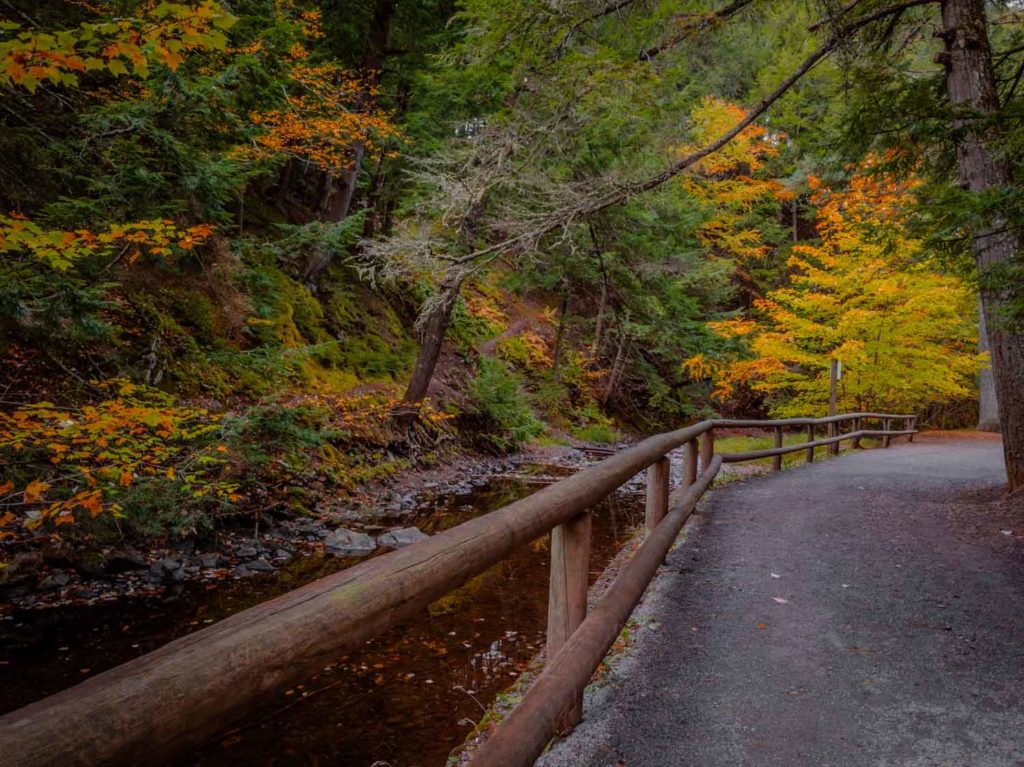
[0,412,916,767]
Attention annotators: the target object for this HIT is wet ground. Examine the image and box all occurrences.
[0,462,646,767]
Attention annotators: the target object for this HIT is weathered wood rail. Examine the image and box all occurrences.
[0,412,915,767]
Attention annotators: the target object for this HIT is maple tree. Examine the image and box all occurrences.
[0,382,232,541]
[234,14,400,173]
[0,214,214,270]
[0,1,235,92]
[687,163,983,415]
[681,97,791,274]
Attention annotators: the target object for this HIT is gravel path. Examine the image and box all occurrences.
[539,436,1024,767]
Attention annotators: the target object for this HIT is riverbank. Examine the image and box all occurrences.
[1,447,647,767]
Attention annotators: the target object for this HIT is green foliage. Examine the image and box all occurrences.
[467,357,544,452]
[571,423,618,444]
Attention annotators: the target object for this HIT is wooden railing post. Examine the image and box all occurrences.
[806,423,815,463]
[547,511,591,731]
[830,418,841,456]
[700,427,714,472]
[772,427,783,472]
[883,417,892,448]
[685,438,698,488]
[853,417,862,449]
[645,457,670,534]
[907,416,916,443]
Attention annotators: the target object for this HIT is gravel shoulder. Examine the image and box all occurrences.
[539,436,1024,767]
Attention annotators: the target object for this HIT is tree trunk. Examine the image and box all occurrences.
[977,299,1000,431]
[602,325,630,407]
[940,0,1024,490]
[592,278,607,355]
[401,270,465,405]
[551,290,570,373]
[588,222,610,355]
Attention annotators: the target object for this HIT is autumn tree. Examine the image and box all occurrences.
[681,96,792,304]
[690,165,982,416]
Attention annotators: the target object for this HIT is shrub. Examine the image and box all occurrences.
[496,330,551,370]
[572,423,619,443]
[467,357,544,452]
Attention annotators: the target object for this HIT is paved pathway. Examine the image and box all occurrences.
[540,437,1024,767]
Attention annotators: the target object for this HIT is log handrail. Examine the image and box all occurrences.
[0,412,917,767]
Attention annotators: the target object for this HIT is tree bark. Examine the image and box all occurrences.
[939,0,1024,490]
[602,324,630,407]
[587,221,611,356]
[977,299,1000,431]
[401,270,465,404]
[551,289,570,372]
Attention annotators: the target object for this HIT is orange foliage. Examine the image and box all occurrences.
[0,214,214,271]
[0,382,231,537]
[0,1,236,92]
[687,162,981,414]
[233,15,400,172]
[678,97,790,267]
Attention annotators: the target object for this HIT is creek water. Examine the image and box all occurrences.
[0,464,645,767]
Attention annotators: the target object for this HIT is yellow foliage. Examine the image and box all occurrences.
[497,330,552,369]
[677,97,790,266]
[0,214,214,271]
[0,1,235,92]
[0,382,229,534]
[696,162,983,415]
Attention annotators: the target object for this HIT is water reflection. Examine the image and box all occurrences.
[0,466,644,767]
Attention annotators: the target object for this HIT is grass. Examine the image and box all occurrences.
[712,429,888,473]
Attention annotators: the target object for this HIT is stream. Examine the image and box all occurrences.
[0,462,645,767]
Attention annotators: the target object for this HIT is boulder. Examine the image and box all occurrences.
[324,529,377,557]
[198,552,222,569]
[38,570,71,590]
[106,548,147,573]
[377,527,429,549]
[247,558,275,573]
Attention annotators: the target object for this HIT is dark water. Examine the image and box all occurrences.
[0,466,644,767]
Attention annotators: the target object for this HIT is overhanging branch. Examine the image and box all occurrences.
[453,0,940,267]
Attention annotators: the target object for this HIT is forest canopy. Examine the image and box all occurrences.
[2,0,1023,554]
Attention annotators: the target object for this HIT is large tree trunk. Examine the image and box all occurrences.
[978,300,1000,431]
[401,270,465,405]
[940,0,1024,490]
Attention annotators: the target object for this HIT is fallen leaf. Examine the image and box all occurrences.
[757,623,767,630]
[770,572,781,579]
[772,597,788,604]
